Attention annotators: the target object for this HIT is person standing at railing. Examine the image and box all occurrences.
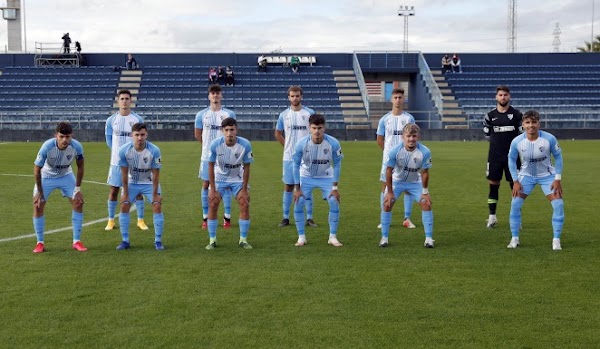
[483,85,523,229]
[376,88,417,230]
[61,33,71,54]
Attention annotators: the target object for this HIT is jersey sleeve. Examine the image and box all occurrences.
[508,138,519,180]
[34,141,49,167]
[150,144,162,169]
[292,138,305,184]
[376,116,386,136]
[135,113,144,123]
[275,113,285,131]
[105,116,113,148]
[305,107,315,115]
[72,140,84,160]
[208,138,219,163]
[194,111,203,130]
[386,144,399,168]
[226,108,237,120]
[117,144,129,167]
[549,134,563,175]
[241,139,254,164]
[421,146,432,170]
[407,113,416,124]
[483,113,491,139]
[330,137,343,182]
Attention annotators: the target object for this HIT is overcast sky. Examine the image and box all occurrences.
[0,0,596,53]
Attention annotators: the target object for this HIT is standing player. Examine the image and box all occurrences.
[105,89,147,231]
[292,114,344,247]
[115,123,165,250]
[274,85,316,228]
[376,88,416,229]
[194,84,236,229]
[507,111,564,250]
[205,118,254,250]
[483,85,523,228]
[32,122,87,253]
[379,123,434,248]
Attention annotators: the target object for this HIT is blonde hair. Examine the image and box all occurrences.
[403,123,420,135]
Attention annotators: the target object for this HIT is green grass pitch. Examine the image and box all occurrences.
[0,139,599,348]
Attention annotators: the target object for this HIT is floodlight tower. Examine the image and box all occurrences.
[0,0,23,52]
[398,4,416,52]
[553,23,561,53]
[507,0,517,52]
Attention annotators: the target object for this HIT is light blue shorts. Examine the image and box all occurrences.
[33,173,76,201]
[300,176,334,200]
[517,174,556,196]
[282,160,294,185]
[387,181,423,203]
[199,160,209,181]
[107,164,122,187]
[215,181,245,198]
[125,183,162,203]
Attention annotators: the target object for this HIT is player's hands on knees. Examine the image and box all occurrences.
[72,191,84,205]
[33,193,45,208]
[293,189,304,203]
[328,189,341,204]
[120,194,130,205]
[512,182,522,198]
[419,193,431,207]
[208,189,220,204]
[237,189,250,206]
[383,192,395,210]
[551,180,563,199]
[152,194,162,205]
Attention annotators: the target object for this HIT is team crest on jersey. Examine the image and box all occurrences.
[413,157,418,163]
[539,146,544,153]
[129,121,134,126]
[324,149,329,155]
[67,155,72,161]
[507,114,514,120]
[143,157,148,164]
[235,152,240,158]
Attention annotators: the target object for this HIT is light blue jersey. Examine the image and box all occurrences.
[376,111,415,155]
[118,141,162,185]
[194,107,236,161]
[208,136,253,183]
[292,134,343,183]
[34,138,84,179]
[508,131,563,180]
[276,106,314,161]
[386,142,432,183]
[105,112,144,166]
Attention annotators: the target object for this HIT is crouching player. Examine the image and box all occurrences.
[379,123,434,248]
[115,123,165,250]
[32,122,87,253]
[507,110,564,250]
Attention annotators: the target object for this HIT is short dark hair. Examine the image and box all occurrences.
[309,114,326,126]
[131,123,147,132]
[208,84,222,93]
[55,122,73,135]
[496,85,510,94]
[522,110,540,122]
[392,88,405,95]
[288,85,303,95]
[221,117,237,128]
[117,89,132,98]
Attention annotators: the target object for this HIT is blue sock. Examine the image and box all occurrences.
[239,219,250,239]
[381,211,391,238]
[72,211,83,242]
[283,191,292,219]
[551,199,564,239]
[153,212,164,243]
[294,196,306,236]
[119,212,130,242]
[404,194,413,220]
[328,196,340,235]
[136,199,145,220]
[223,190,232,217]
[33,216,45,243]
[509,197,525,238]
[108,200,117,219]
[208,219,218,239]
[201,188,209,218]
[422,210,433,238]
[305,194,313,220]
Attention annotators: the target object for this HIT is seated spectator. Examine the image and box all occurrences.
[217,66,225,84]
[441,54,452,74]
[225,66,235,86]
[257,54,267,72]
[451,54,462,73]
[208,67,218,83]
[290,55,300,73]
[126,53,138,70]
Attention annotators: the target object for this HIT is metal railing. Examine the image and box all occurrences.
[354,51,420,69]
[418,52,444,115]
[352,52,369,114]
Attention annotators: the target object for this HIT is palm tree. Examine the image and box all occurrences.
[577,35,600,52]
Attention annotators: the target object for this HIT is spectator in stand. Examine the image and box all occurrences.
[208,67,218,84]
[75,41,82,54]
[62,33,71,54]
[126,54,138,70]
[217,66,225,84]
[257,54,268,72]
[451,54,462,73]
[290,55,300,73]
[441,54,452,74]
[225,66,235,86]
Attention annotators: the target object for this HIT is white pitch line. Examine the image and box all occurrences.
[0,173,136,243]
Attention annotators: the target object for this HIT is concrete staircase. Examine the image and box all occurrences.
[333,70,370,130]
[113,70,142,108]
[431,69,469,129]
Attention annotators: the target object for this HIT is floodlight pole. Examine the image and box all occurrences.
[398,5,416,52]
